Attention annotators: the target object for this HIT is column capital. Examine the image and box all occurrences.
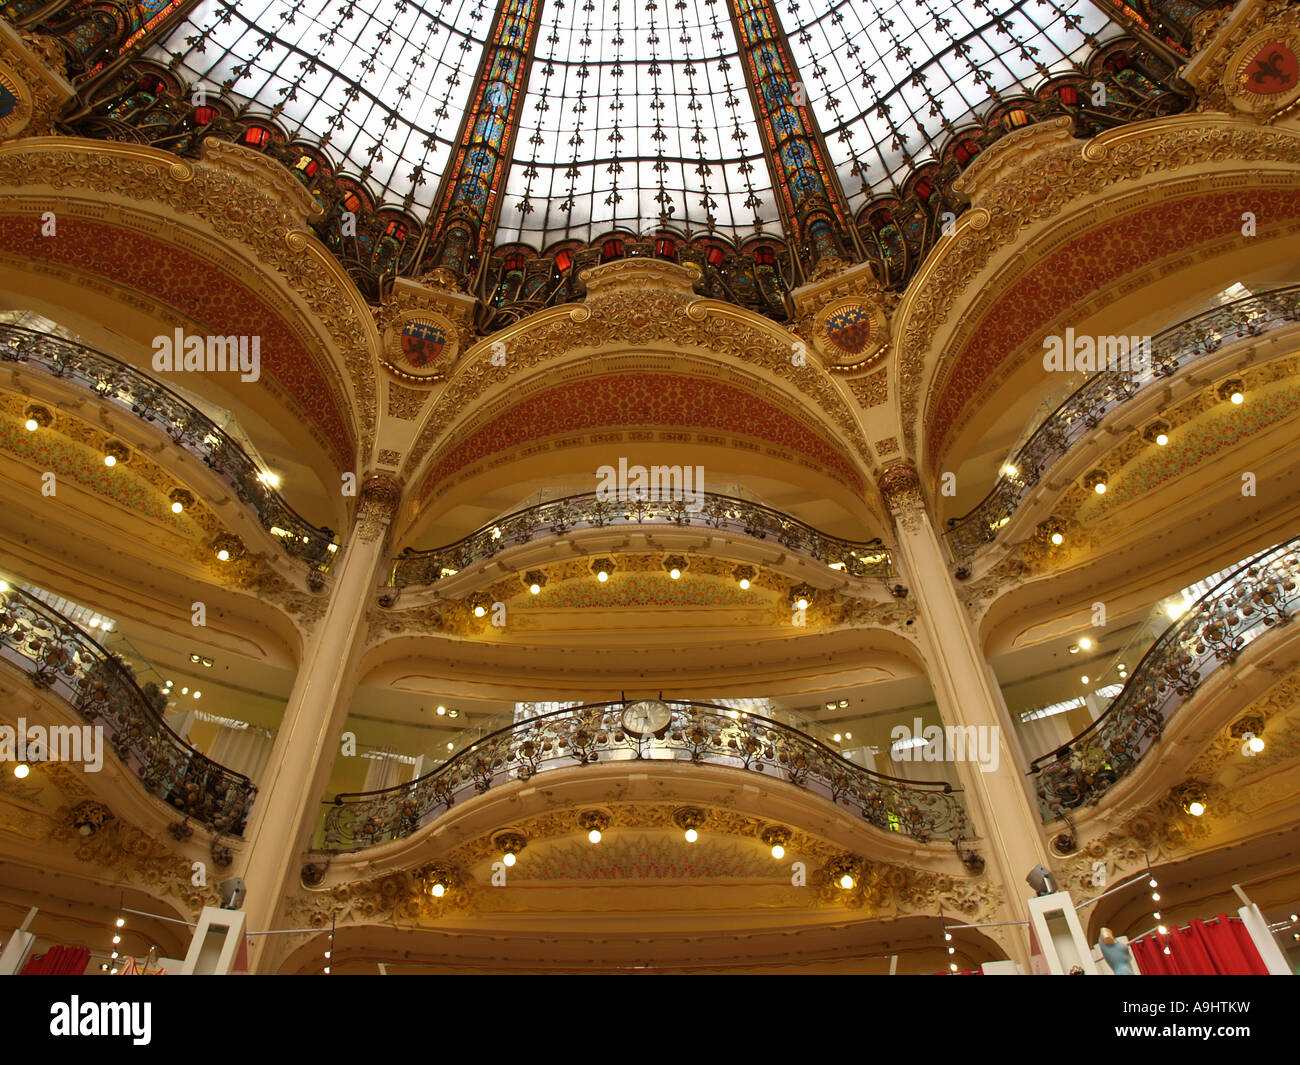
[876,462,927,531]
[356,472,404,543]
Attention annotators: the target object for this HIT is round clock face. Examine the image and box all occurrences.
[621,699,673,737]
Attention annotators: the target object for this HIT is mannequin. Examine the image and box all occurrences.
[1098,927,1135,975]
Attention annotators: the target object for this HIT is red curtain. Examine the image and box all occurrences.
[1131,915,1268,975]
[20,944,91,975]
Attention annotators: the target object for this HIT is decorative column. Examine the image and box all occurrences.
[725,0,859,277]
[236,474,402,972]
[877,463,1052,956]
[422,0,546,285]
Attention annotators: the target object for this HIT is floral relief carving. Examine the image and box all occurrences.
[898,119,1300,457]
[0,139,380,458]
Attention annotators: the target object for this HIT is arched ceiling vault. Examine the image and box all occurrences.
[395,259,885,540]
[889,113,1300,481]
[0,136,383,487]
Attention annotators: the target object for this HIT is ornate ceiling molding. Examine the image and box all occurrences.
[893,114,1300,465]
[414,367,869,508]
[286,801,997,932]
[0,136,382,463]
[402,259,875,493]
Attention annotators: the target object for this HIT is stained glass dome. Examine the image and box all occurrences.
[149,0,1120,247]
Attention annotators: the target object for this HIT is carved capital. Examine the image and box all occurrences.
[356,473,403,543]
[877,463,929,536]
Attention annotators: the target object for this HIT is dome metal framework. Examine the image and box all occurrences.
[6,0,1206,308]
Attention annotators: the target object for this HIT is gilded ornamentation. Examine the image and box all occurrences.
[1223,24,1300,120]
[876,463,926,534]
[1185,0,1300,113]
[848,369,889,408]
[385,382,429,420]
[0,26,71,138]
[0,138,379,448]
[288,802,997,930]
[376,448,402,467]
[402,260,874,486]
[356,473,403,544]
[874,436,899,457]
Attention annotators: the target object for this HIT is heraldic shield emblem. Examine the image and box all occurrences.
[1225,25,1300,120]
[385,312,459,379]
[813,296,890,371]
[400,320,447,368]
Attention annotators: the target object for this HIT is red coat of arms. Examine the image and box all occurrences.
[1245,41,1299,95]
[400,321,447,368]
[826,306,873,356]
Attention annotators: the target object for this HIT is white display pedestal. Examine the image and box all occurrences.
[179,906,247,975]
[1027,891,1098,974]
[980,960,1025,975]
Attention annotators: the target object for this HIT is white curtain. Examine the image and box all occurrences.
[363,750,413,792]
[207,725,275,784]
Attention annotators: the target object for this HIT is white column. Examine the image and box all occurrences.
[879,465,1052,960]
[235,475,401,971]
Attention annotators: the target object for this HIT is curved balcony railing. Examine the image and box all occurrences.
[0,585,255,835]
[391,492,893,588]
[1029,534,1300,821]
[0,323,337,567]
[319,700,967,851]
[945,286,1300,560]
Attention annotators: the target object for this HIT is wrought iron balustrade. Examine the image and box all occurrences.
[391,491,893,588]
[945,286,1300,561]
[319,700,966,851]
[1029,534,1300,821]
[0,585,255,834]
[0,323,337,567]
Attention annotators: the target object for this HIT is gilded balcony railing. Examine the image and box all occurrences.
[391,491,893,588]
[318,699,967,851]
[1029,535,1300,821]
[0,323,338,568]
[0,584,255,835]
[945,286,1300,561]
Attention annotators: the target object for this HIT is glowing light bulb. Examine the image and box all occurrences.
[1157,925,1167,936]
[795,597,808,611]
[115,918,125,928]
[473,605,486,617]
[1094,482,1106,494]
[684,828,698,843]
[1079,637,1093,651]
[24,418,38,432]
[839,874,854,890]
[112,935,120,944]
[1081,676,1090,685]
[771,844,785,860]
[1187,801,1205,817]
[530,583,540,595]
[833,733,842,742]
[597,571,608,582]
[1151,892,1161,902]
[669,568,681,580]
[103,454,117,467]
[502,852,516,867]
[216,549,230,562]
[1149,878,1158,888]
[588,829,602,844]
[1231,391,1244,405]
[1050,532,1064,546]
[739,578,750,590]
[13,763,29,779]
[436,705,446,715]
[944,933,952,942]
[1248,735,1264,753]
[1155,433,1168,446]
[431,883,445,898]
[171,500,184,514]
